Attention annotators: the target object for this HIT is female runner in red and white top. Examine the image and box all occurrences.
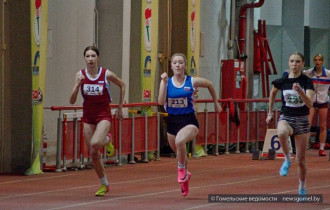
[70,46,125,196]
[304,54,330,156]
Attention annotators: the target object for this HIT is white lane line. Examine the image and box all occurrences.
[0,155,236,185]
[0,174,77,185]
[0,152,323,185]
[0,175,172,199]
[0,161,280,199]
[184,184,330,210]
[45,175,279,210]
[0,164,262,199]
[44,168,330,210]
[1,164,328,200]
[184,203,217,210]
[273,184,330,194]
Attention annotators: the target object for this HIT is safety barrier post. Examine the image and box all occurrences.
[55,110,62,172]
[117,116,123,166]
[100,139,104,162]
[245,105,250,153]
[87,142,91,167]
[275,109,278,128]
[142,112,149,163]
[42,140,47,171]
[204,105,208,156]
[129,113,136,164]
[225,107,230,154]
[266,108,269,138]
[80,118,85,169]
[73,115,78,169]
[235,107,240,154]
[156,112,160,161]
[215,110,219,155]
[62,116,67,172]
[100,150,103,163]
[192,138,196,158]
[256,108,259,150]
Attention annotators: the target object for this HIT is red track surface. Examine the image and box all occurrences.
[0,150,329,210]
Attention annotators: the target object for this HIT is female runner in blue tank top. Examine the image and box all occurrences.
[158,53,221,196]
[266,52,314,195]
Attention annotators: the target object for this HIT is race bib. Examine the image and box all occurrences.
[83,84,104,95]
[168,97,188,108]
[283,89,304,107]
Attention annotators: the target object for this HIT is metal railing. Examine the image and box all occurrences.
[47,102,160,172]
[45,98,290,172]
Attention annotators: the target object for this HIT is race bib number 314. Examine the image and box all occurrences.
[168,97,188,108]
[83,84,104,95]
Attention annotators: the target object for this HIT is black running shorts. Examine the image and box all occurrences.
[167,112,199,136]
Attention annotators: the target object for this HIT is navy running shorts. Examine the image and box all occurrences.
[167,112,199,136]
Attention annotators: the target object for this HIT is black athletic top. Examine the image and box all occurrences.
[272,73,314,116]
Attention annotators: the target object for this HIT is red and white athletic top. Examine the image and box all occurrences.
[80,67,112,124]
[80,67,112,106]
[304,67,330,104]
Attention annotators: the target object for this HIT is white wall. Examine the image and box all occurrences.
[254,0,329,100]
[258,0,282,27]
[307,0,329,66]
[307,0,329,29]
[96,0,124,105]
[45,0,95,145]
[43,0,329,145]
[199,0,230,110]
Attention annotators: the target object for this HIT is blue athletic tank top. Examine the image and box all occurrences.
[166,75,195,115]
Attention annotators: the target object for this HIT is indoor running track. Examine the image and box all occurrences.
[0,150,329,210]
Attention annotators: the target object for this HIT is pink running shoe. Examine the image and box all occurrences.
[178,168,188,183]
[181,171,191,196]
